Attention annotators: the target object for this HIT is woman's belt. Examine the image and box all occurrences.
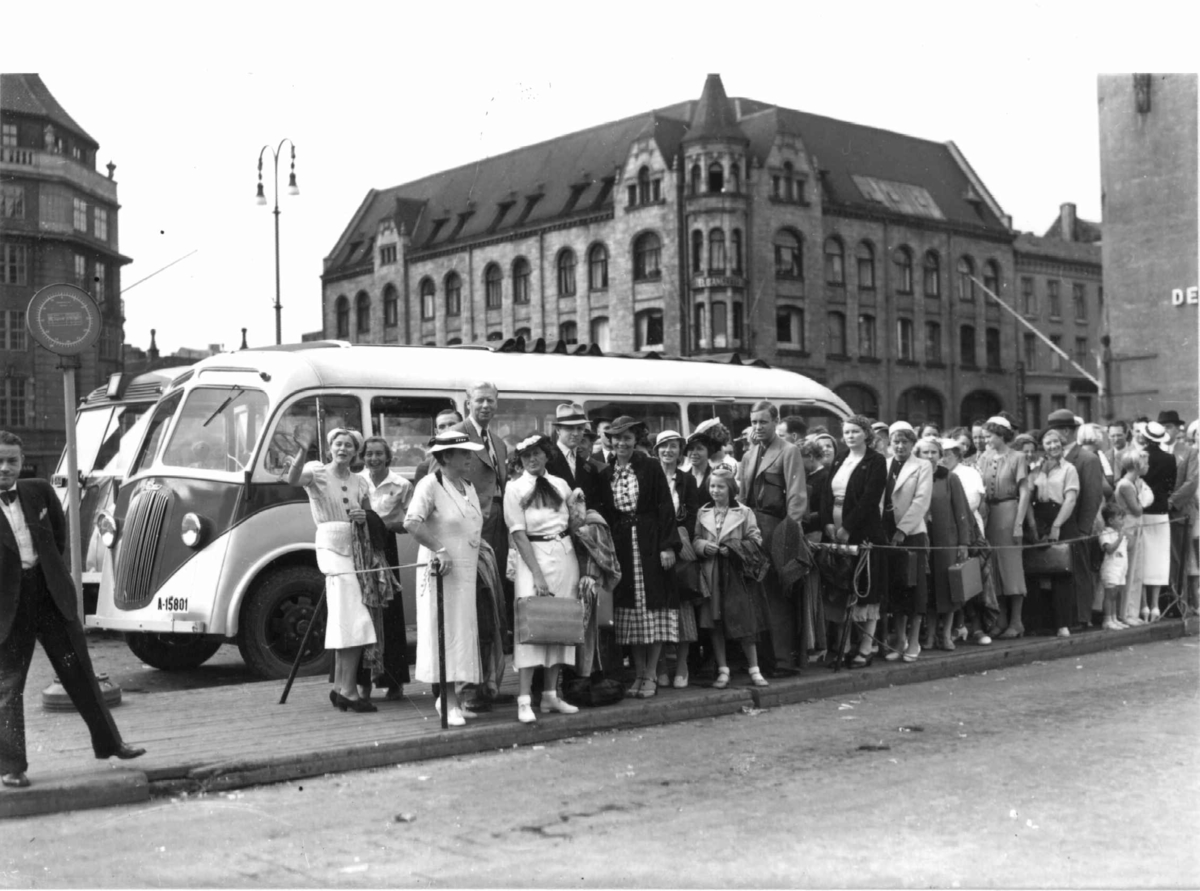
[833,496,846,506]
[526,530,570,542]
[986,497,1016,505]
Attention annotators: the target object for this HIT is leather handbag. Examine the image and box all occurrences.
[1023,542,1072,576]
[515,596,586,646]
[947,557,983,607]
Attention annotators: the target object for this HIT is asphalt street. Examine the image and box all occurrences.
[2,636,1196,888]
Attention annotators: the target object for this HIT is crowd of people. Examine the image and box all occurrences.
[291,386,1200,726]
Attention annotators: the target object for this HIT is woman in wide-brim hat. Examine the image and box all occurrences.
[598,416,681,698]
[404,430,486,727]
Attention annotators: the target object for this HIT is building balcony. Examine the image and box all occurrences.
[0,147,117,203]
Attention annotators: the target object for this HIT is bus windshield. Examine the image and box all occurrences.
[141,387,268,473]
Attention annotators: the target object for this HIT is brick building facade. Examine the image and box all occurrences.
[1098,73,1199,422]
[1,74,130,476]
[321,74,1024,429]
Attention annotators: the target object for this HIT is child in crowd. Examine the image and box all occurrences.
[1099,503,1129,631]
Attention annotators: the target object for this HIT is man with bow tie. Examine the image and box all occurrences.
[0,431,144,789]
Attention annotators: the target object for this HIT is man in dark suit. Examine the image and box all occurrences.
[451,382,508,567]
[546,402,600,510]
[738,400,807,673]
[1160,410,1198,609]
[0,431,144,788]
[1047,410,1105,630]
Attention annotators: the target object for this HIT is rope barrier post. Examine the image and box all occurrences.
[279,590,326,705]
[436,568,448,730]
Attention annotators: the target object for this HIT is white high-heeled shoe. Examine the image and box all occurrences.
[517,695,537,724]
[540,693,579,714]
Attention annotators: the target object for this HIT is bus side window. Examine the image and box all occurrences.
[370,396,456,472]
[263,394,363,477]
[584,400,681,441]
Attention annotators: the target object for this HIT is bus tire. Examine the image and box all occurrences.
[237,566,332,680]
[125,632,223,671]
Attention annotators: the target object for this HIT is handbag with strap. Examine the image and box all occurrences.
[515,596,586,646]
[1023,542,1072,576]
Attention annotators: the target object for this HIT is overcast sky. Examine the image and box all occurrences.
[5,1,1193,354]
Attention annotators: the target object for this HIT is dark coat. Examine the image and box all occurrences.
[667,467,700,540]
[928,467,973,613]
[804,465,829,535]
[545,443,602,512]
[1142,444,1176,516]
[0,479,77,644]
[819,449,887,546]
[599,451,680,611]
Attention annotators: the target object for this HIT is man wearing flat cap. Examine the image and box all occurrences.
[547,403,601,511]
[1046,409,1105,628]
[1160,410,1198,608]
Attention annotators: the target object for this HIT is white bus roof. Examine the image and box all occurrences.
[172,342,850,418]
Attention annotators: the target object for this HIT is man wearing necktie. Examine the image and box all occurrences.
[546,403,600,510]
[738,400,807,673]
[0,431,144,789]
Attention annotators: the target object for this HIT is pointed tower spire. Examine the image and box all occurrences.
[684,74,747,144]
[147,329,159,361]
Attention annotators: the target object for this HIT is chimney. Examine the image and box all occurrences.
[1060,202,1077,241]
[147,329,159,362]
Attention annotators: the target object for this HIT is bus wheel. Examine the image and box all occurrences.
[238,566,332,680]
[125,632,223,671]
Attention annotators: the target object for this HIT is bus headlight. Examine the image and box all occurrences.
[181,513,205,548]
[97,511,118,548]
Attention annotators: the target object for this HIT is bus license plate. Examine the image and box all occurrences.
[157,597,188,612]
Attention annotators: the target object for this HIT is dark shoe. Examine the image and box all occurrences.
[384,687,404,702]
[461,698,493,712]
[2,772,30,788]
[330,689,343,710]
[97,744,145,761]
[344,695,377,713]
[849,652,874,669]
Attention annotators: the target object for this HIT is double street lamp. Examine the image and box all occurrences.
[256,140,299,345]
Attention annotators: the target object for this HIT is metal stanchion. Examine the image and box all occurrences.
[436,570,448,730]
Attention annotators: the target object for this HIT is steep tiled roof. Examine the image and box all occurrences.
[0,73,97,146]
[324,76,1010,276]
[1014,232,1102,266]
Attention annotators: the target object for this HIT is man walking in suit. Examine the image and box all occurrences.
[738,400,807,673]
[546,403,600,510]
[0,431,144,789]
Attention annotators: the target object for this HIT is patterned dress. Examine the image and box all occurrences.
[612,462,679,645]
[977,448,1028,597]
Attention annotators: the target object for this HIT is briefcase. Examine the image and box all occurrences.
[947,557,983,607]
[1023,542,1072,577]
[515,596,586,646]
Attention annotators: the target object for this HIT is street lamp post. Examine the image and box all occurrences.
[256,140,299,345]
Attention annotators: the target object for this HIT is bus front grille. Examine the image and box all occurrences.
[114,488,171,610]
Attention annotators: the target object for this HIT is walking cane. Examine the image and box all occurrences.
[436,567,448,730]
[279,590,326,704]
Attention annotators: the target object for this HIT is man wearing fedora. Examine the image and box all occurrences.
[1045,409,1106,630]
[547,403,600,510]
[1160,411,1198,610]
[0,431,144,789]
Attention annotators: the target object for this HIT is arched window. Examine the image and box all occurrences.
[731,229,743,275]
[776,307,806,349]
[983,259,1000,297]
[835,383,879,419]
[419,278,435,320]
[635,308,664,350]
[896,387,944,429]
[634,232,661,280]
[590,316,610,352]
[588,244,608,291]
[557,249,576,297]
[856,241,875,290]
[444,272,462,316]
[774,229,803,279]
[729,160,741,193]
[707,160,724,193]
[512,257,530,305]
[960,391,1002,426]
[383,283,399,328]
[690,163,701,196]
[960,324,977,367]
[712,301,728,348]
[827,311,847,356]
[484,263,502,309]
[893,246,914,294]
[708,229,726,274]
[925,321,942,363]
[923,250,941,297]
[897,318,914,361]
[694,303,707,349]
[559,321,578,345]
[637,166,651,205]
[824,236,845,285]
[691,230,703,273]
[858,312,876,357]
[957,256,976,301]
[335,295,350,338]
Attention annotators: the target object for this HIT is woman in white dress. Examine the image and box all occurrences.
[404,431,485,727]
[505,434,585,724]
[287,427,377,713]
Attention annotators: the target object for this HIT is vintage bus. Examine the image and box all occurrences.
[87,342,850,678]
[53,366,189,615]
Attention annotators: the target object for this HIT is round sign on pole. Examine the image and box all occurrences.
[26,283,102,356]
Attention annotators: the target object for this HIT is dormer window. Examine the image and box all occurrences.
[515,194,542,226]
[448,211,473,241]
[564,183,589,214]
[707,161,724,193]
[489,200,515,232]
[425,218,448,245]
